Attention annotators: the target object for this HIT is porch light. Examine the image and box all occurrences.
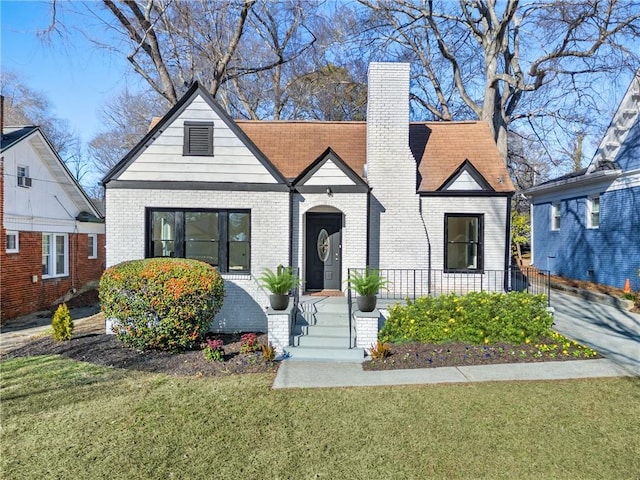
[326,187,333,197]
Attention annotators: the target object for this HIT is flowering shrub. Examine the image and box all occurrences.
[380,291,553,345]
[535,331,598,358]
[99,258,224,351]
[239,333,259,354]
[202,338,225,362]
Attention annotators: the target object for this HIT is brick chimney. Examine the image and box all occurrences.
[366,62,429,269]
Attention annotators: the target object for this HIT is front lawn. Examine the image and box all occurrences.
[2,355,639,479]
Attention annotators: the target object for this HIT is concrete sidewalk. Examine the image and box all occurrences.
[272,358,630,389]
[551,291,640,376]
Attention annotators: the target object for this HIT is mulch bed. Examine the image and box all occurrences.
[3,332,278,378]
[363,338,602,371]
[3,286,605,376]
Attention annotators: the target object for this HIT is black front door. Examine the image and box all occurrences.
[305,213,342,290]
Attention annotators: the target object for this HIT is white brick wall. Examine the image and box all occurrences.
[367,62,430,270]
[354,311,380,352]
[105,188,290,332]
[421,196,508,272]
[267,304,293,354]
[292,192,368,289]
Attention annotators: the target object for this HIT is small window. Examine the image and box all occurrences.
[445,214,483,272]
[183,122,213,156]
[17,165,31,188]
[551,203,561,231]
[587,196,600,229]
[42,233,68,278]
[88,234,98,259]
[6,231,19,253]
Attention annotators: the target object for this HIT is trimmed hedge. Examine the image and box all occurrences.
[100,258,225,351]
[379,291,553,345]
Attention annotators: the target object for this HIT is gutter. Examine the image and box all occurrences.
[522,170,621,197]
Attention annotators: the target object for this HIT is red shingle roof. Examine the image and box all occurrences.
[237,121,366,180]
[237,119,514,192]
[411,122,515,192]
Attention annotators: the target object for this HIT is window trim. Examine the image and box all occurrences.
[6,231,19,253]
[444,213,484,273]
[183,121,214,156]
[42,233,69,279]
[88,234,98,259]
[587,195,600,229]
[146,208,251,273]
[551,202,561,231]
[17,165,31,188]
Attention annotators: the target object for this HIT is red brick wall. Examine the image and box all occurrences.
[0,230,105,323]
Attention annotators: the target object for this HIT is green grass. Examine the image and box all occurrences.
[2,356,640,479]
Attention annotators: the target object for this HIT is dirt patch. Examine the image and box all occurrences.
[61,289,101,310]
[363,339,602,371]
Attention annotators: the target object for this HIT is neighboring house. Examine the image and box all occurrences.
[524,71,640,291]
[103,62,514,332]
[0,126,105,322]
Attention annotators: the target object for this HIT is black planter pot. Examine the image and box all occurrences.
[356,295,377,312]
[269,294,290,310]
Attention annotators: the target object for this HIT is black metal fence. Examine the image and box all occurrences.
[347,266,551,305]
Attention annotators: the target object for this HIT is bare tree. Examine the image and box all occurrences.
[0,70,77,156]
[357,0,640,162]
[89,88,164,176]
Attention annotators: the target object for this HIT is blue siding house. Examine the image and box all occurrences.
[524,72,640,291]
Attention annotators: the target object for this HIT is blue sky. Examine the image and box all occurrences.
[1,0,142,143]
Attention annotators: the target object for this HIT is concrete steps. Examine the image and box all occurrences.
[285,297,365,361]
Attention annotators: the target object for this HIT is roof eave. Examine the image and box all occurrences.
[522,169,622,197]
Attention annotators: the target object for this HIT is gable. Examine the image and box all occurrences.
[293,148,367,189]
[104,84,286,185]
[438,159,493,192]
[589,70,639,173]
[2,128,102,228]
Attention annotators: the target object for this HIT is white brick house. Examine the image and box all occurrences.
[103,62,514,332]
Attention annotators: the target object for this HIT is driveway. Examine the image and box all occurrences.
[551,291,640,375]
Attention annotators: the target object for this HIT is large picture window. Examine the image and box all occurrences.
[445,214,483,272]
[42,233,68,278]
[147,209,250,273]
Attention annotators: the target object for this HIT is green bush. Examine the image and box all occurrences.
[379,291,553,345]
[51,303,74,341]
[99,258,225,351]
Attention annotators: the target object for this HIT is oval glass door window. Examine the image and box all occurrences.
[317,229,330,262]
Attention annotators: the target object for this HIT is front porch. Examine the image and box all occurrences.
[267,267,551,362]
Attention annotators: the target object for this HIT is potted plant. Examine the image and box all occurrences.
[259,266,299,310]
[347,268,388,312]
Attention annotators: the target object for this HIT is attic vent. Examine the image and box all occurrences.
[183,122,213,156]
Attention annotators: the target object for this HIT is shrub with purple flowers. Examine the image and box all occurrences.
[202,338,225,362]
[239,333,260,354]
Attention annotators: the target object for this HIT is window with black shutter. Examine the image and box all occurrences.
[183,122,213,156]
